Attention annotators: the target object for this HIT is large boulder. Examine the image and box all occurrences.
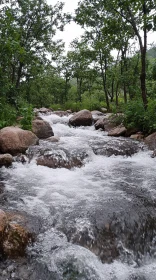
[69,109,92,126]
[0,154,13,167]
[0,127,39,155]
[32,119,54,139]
[145,132,156,150]
[108,125,127,137]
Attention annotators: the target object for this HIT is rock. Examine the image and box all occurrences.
[94,118,105,130]
[101,107,107,113]
[108,125,127,137]
[32,119,54,139]
[66,109,72,114]
[15,154,28,164]
[69,109,93,127]
[95,114,118,131]
[36,149,88,169]
[90,138,140,157]
[0,209,7,237]
[38,107,52,114]
[151,150,156,158]
[145,132,156,150]
[45,136,60,142]
[0,154,13,167]
[53,111,68,117]
[3,223,31,258]
[125,127,139,137]
[0,127,39,155]
[91,110,104,116]
[130,133,144,141]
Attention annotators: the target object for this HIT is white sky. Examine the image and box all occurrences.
[47,0,156,52]
[47,0,83,51]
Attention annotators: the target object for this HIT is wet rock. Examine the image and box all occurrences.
[0,127,39,155]
[32,119,54,139]
[0,154,13,167]
[130,133,144,141]
[37,149,88,169]
[94,118,105,130]
[69,109,93,127]
[144,132,156,150]
[45,136,60,142]
[3,223,31,258]
[14,154,28,163]
[38,108,52,114]
[90,138,140,157]
[0,209,7,237]
[53,111,68,117]
[108,124,127,137]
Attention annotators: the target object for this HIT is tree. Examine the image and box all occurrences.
[76,0,156,108]
[0,0,68,106]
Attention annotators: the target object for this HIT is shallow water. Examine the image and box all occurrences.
[1,114,156,279]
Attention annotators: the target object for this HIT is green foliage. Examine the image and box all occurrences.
[124,99,156,133]
[18,104,34,130]
[0,98,17,129]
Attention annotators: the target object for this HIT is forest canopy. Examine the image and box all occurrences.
[0,0,156,132]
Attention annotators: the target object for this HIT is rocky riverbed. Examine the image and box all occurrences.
[0,111,156,280]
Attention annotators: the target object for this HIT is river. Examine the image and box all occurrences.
[0,113,156,280]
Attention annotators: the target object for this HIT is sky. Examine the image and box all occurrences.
[47,0,83,51]
[47,0,156,53]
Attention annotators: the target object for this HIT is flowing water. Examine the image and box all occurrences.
[0,113,156,280]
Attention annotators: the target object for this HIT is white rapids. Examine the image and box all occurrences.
[1,113,156,280]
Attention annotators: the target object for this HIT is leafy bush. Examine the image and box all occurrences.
[18,104,34,130]
[124,99,156,133]
[0,98,17,129]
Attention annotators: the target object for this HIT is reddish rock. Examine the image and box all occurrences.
[32,119,54,139]
[3,223,30,257]
[0,127,39,155]
[108,125,127,137]
[69,110,92,127]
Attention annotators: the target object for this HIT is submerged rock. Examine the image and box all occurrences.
[90,138,140,157]
[32,119,54,139]
[69,110,93,127]
[45,136,60,142]
[37,149,88,169]
[0,127,39,155]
